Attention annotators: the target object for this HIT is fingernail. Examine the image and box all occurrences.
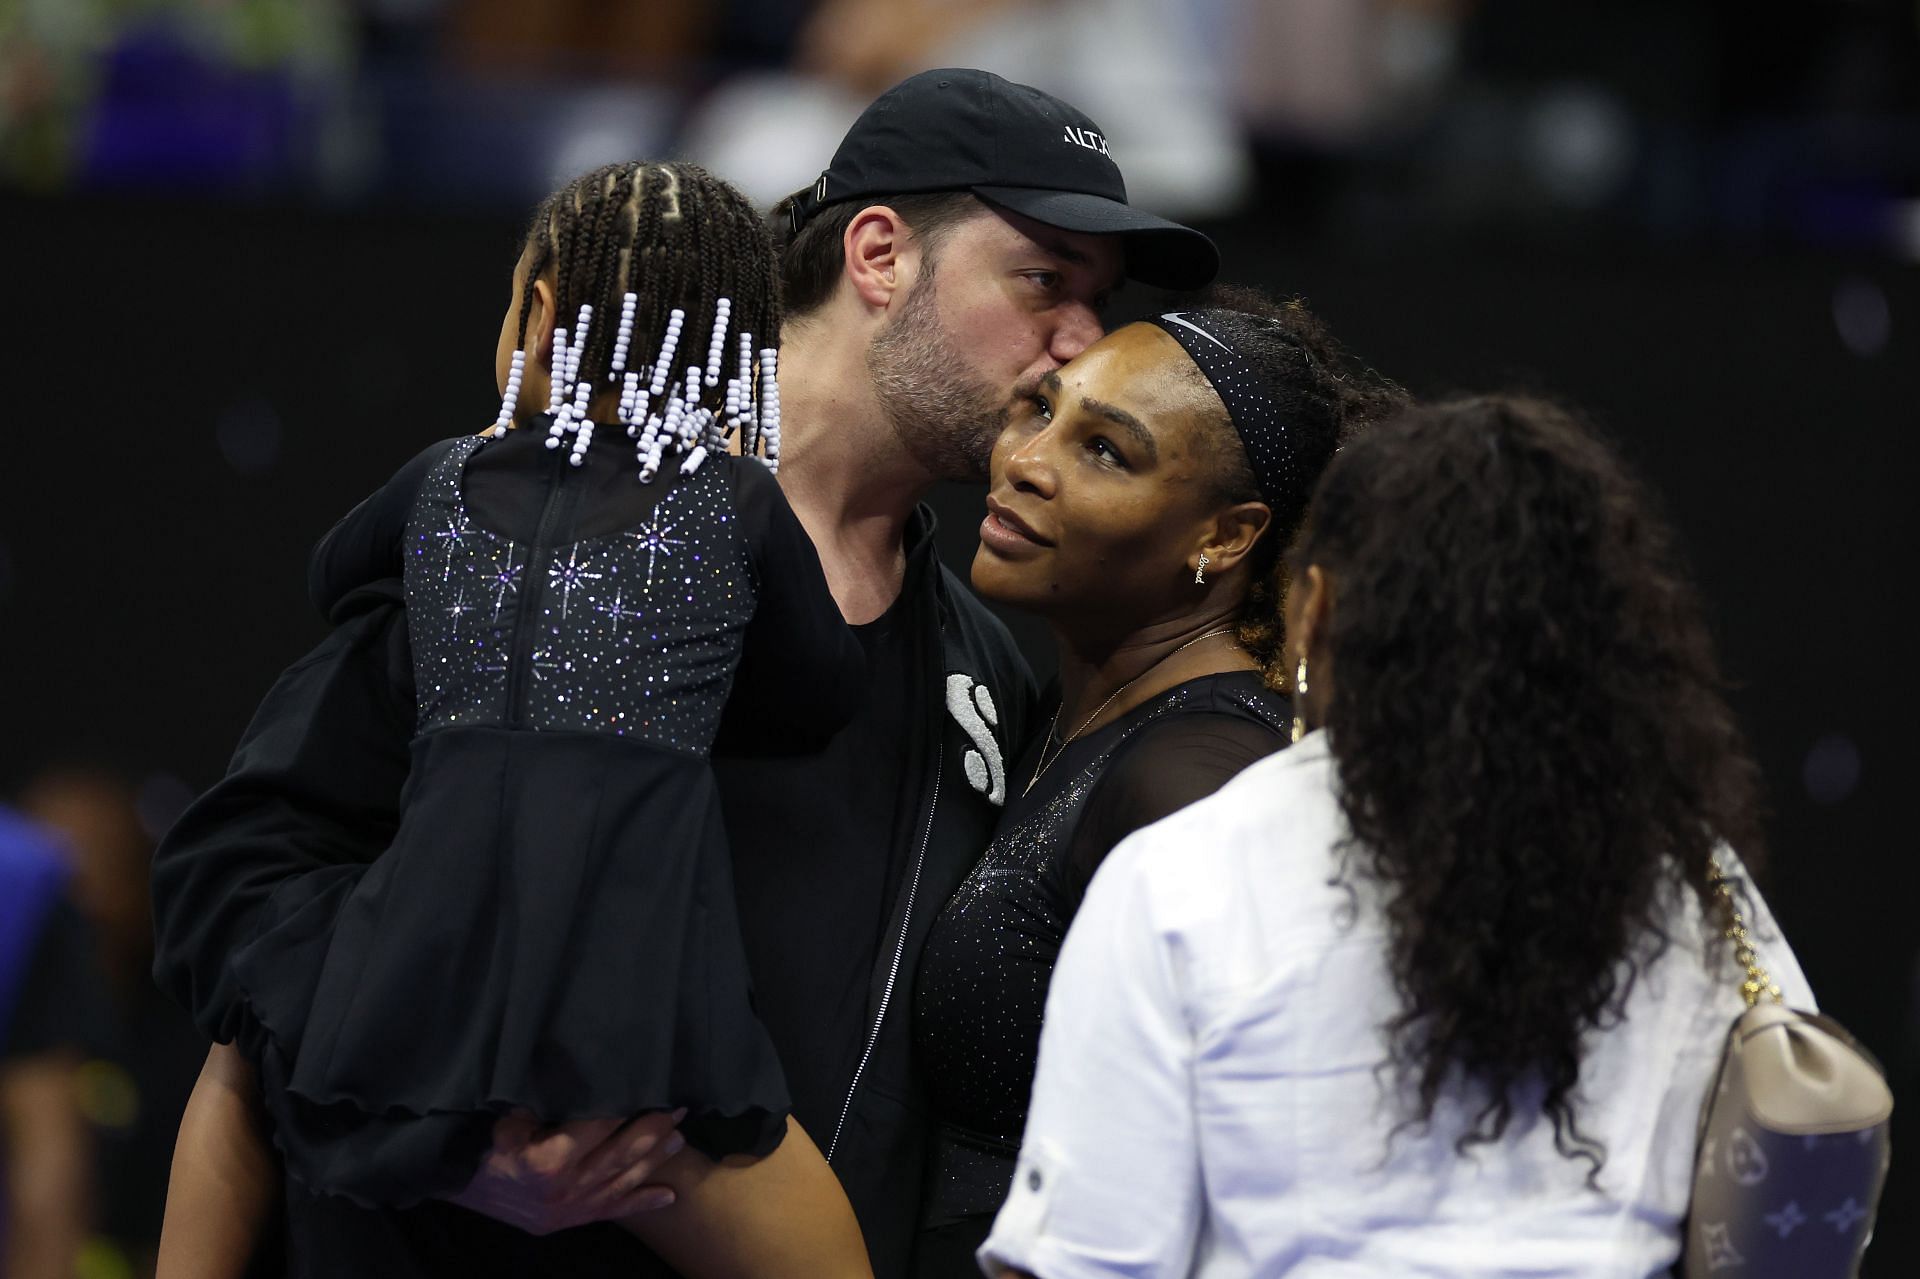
[636,1187,675,1211]
[670,1107,689,1123]
[662,1132,686,1156]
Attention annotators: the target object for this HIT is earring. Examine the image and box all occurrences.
[1290,654,1310,743]
[1194,553,1210,586]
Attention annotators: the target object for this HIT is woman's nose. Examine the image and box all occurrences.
[998,425,1058,498]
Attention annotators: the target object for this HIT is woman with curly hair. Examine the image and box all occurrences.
[911,292,1405,1274]
[982,394,1815,1277]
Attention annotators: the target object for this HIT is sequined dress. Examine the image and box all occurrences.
[227,425,863,1208]
[910,671,1291,1274]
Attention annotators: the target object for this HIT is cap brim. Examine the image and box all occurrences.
[973,186,1219,291]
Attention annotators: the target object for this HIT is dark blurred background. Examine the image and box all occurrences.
[0,1,1914,1275]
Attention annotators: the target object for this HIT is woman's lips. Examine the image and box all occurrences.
[980,497,1053,554]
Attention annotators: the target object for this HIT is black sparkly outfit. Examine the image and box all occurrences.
[227,424,864,1208]
[909,671,1291,1274]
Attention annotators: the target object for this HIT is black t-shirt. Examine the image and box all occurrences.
[713,556,925,1140]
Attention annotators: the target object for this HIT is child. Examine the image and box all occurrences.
[160,162,873,1277]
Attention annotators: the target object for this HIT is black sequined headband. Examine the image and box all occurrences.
[1148,309,1330,512]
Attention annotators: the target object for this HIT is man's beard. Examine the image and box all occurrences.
[866,264,1011,483]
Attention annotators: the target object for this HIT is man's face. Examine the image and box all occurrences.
[867,205,1124,482]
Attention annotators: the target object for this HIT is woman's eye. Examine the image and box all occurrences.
[1023,270,1063,293]
[1089,436,1126,466]
[1031,394,1053,423]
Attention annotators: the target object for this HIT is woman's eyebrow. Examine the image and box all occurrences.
[1039,370,1158,461]
[1079,396,1158,462]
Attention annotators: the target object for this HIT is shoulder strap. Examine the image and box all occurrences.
[1706,856,1784,1008]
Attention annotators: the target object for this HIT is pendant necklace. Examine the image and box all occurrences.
[1022,624,1239,798]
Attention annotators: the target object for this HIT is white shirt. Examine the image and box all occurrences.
[980,732,1813,1278]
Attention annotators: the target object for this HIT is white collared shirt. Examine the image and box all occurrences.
[980,732,1813,1278]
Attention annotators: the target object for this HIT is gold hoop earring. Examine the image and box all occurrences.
[1194,553,1209,586]
[1290,653,1310,743]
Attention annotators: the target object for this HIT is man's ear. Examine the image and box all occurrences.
[529,275,558,369]
[1197,501,1273,577]
[844,205,908,310]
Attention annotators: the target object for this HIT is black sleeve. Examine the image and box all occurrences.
[149,584,414,1044]
[307,440,458,619]
[1058,713,1287,905]
[712,458,866,755]
[2,899,116,1063]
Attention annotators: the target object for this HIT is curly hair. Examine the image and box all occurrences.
[1177,287,1407,689]
[1291,394,1766,1175]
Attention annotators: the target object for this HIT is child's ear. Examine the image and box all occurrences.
[529,275,559,369]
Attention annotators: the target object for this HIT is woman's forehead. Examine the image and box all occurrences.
[1054,324,1210,429]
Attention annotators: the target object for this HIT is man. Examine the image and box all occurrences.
[152,69,1216,1277]
[714,69,1215,1272]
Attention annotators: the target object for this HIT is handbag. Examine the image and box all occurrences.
[1680,859,1893,1278]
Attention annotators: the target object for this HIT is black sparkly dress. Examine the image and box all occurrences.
[910,671,1291,1275]
[227,424,864,1208]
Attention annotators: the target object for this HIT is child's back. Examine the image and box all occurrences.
[156,160,877,1279]
[231,422,860,1207]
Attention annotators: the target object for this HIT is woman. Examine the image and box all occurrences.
[911,294,1405,1273]
[981,395,1814,1277]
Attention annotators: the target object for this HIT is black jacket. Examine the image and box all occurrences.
[811,523,1036,1275]
[151,506,1035,1278]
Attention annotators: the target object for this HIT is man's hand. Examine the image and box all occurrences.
[445,1109,687,1235]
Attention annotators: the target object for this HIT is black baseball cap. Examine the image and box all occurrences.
[786,68,1219,291]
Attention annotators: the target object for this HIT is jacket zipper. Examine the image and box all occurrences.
[503,449,575,727]
[827,749,942,1163]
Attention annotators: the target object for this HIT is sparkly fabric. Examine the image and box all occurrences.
[223,427,862,1206]
[911,672,1290,1265]
[403,436,751,752]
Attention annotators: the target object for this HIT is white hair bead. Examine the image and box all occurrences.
[704,297,732,386]
[757,348,781,424]
[758,347,782,471]
[492,349,526,437]
[619,370,642,433]
[609,292,638,373]
[548,328,569,413]
[648,309,685,397]
[569,304,594,389]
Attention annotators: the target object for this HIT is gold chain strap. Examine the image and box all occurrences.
[1707,856,1784,1009]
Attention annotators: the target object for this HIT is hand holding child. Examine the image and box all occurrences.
[447,1109,687,1235]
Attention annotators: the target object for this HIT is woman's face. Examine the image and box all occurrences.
[972,323,1230,632]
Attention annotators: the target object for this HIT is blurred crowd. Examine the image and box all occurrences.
[3,0,1917,252]
[2,774,202,1279]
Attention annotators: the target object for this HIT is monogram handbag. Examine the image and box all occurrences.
[1680,861,1893,1278]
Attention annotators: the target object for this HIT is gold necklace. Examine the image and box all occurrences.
[1022,624,1240,798]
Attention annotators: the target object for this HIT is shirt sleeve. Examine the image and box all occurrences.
[713,457,866,756]
[307,440,456,619]
[1060,712,1284,904]
[149,586,414,1045]
[980,842,1204,1278]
